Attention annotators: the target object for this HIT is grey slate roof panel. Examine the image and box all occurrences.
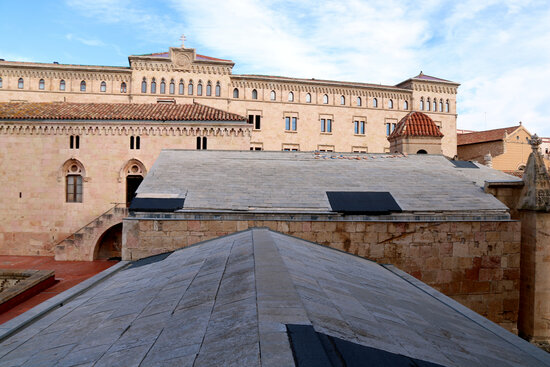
[136,150,520,214]
[0,229,547,366]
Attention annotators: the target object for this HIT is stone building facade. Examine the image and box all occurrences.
[0,45,459,157]
[0,102,250,258]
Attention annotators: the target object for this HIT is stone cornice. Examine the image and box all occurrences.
[0,121,251,137]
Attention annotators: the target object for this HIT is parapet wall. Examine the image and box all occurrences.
[123,218,521,331]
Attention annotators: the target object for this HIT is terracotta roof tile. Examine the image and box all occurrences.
[0,102,247,122]
[388,112,444,139]
[457,126,520,146]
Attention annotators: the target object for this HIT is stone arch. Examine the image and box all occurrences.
[417,149,428,154]
[58,158,86,182]
[94,222,123,260]
[118,158,147,182]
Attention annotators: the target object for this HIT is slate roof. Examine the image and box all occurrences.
[0,102,247,122]
[0,229,547,366]
[457,126,520,146]
[389,111,444,139]
[136,150,519,215]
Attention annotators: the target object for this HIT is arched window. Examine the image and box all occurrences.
[215,82,221,97]
[439,99,443,112]
[100,81,106,92]
[420,98,424,110]
[206,81,212,96]
[417,149,427,154]
[120,82,127,93]
[388,99,393,109]
[39,79,45,90]
[252,89,258,99]
[0,77,2,88]
[426,98,431,111]
[288,92,294,102]
[141,78,147,93]
[130,135,140,150]
[306,93,311,103]
[373,98,378,107]
[323,94,328,104]
[357,97,362,106]
[80,80,86,92]
[197,81,203,96]
[270,90,276,101]
[160,78,166,94]
[59,80,65,91]
[151,78,156,93]
[446,100,450,112]
[233,88,239,98]
[196,136,208,150]
[18,78,24,89]
[433,99,437,111]
[340,95,345,105]
[64,160,85,203]
[188,80,193,95]
[404,100,408,110]
[169,79,175,94]
[179,79,184,95]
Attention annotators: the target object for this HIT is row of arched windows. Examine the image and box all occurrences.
[420,97,450,113]
[13,78,127,93]
[141,78,221,97]
[236,89,410,110]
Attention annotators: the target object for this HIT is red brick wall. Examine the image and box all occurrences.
[123,219,521,331]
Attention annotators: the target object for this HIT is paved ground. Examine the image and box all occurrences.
[0,256,117,324]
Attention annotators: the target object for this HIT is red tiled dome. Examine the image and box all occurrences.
[388,112,444,139]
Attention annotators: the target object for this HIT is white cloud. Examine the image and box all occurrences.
[66,33,105,47]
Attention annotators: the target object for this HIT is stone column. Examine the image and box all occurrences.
[517,134,550,341]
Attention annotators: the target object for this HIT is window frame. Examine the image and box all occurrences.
[39,79,45,90]
[18,78,24,89]
[80,80,86,92]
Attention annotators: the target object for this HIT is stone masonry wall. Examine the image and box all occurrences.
[123,219,521,331]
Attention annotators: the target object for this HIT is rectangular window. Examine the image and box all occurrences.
[282,144,299,151]
[250,142,263,151]
[285,117,290,131]
[327,119,332,133]
[284,113,298,132]
[361,121,365,134]
[292,117,297,131]
[255,115,261,130]
[354,121,359,134]
[130,136,140,150]
[354,121,365,135]
[248,115,254,125]
[321,119,326,132]
[386,123,391,136]
[352,146,367,153]
[69,135,80,149]
[66,175,83,203]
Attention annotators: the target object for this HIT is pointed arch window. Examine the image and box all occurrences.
[160,78,166,94]
[420,98,424,110]
[233,88,239,98]
[215,82,221,97]
[169,79,175,94]
[252,89,258,99]
[80,80,86,92]
[100,81,106,92]
[196,136,207,150]
[270,90,276,101]
[373,98,378,107]
[433,99,437,111]
[179,79,184,95]
[404,100,408,110]
[439,99,443,112]
[18,78,24,89]
[446,100,450,113]
[188,80,193,95]
[288,92,294,102]
[59,80,66,91]
[306,93,311,103]
[426,98,431,111]
[323,94,329,104]
[206,81,212,96]
[340,95,345,105]
[120,82,127,93]
[39,79,45,90]
[197,81,203,96]
[388,99,393,109]
[151,78,157,93]
[357,97,362,106]
[141,78,147,93]
[64,161,85,203]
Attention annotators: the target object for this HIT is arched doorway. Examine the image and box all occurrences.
[120,160,147,207]
[95,223,122,260]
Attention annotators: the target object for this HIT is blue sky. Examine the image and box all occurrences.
[2,0,550,135]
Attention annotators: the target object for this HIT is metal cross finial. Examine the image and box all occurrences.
[179,34,186,48]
